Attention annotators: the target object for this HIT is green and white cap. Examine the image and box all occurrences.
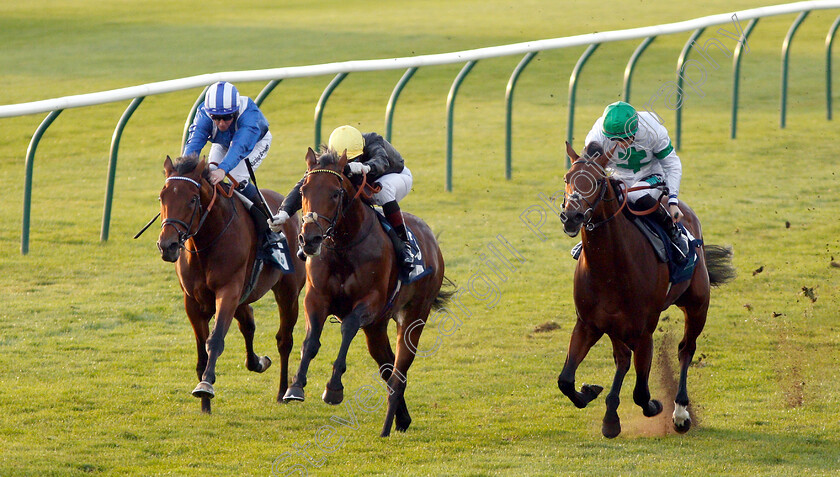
[602,101,638,139]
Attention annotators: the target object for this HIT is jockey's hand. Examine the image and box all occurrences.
[208,168,226,186]
[669,204,683,223]
[268,211,289,232]
[346,162,371,176]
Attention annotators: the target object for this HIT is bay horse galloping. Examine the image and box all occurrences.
[283,147,449,437]
[557,142,735,438]
[157,155,306,414]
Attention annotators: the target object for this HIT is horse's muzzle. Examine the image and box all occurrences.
[298,233,322,257]
[157,238,181,262]
[560,210,583,237]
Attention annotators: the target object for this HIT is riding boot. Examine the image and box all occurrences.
[632,195,690,261]
[382,200,415,273]
[238,181,287,267]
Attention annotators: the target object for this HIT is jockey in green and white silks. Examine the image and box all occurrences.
[582,101,690,259]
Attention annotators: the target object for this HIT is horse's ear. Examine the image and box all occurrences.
[565,141,579,162]
[305,147,317,170]
[164,155,174,175]
[338,149,349,170]
[195,158,207,175]
[604,143,618,164]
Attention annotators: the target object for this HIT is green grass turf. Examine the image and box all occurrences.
[1,1,839,475]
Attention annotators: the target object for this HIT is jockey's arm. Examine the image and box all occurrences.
[279,175,306,216]
[183,110,213,157]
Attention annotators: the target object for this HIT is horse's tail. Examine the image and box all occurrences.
[432,276,457,311]
[704,244,736,287]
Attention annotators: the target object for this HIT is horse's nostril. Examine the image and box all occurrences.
[312,235,323,245]
[560,212,568,222]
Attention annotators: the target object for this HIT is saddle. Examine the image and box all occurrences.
[372,208,432,284]
[624,209,703,284]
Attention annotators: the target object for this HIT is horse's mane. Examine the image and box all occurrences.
[173,154,210,180]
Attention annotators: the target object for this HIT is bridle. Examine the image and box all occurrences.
[302,168,378,248]
[160,175,236,253]
[561,158,665,231]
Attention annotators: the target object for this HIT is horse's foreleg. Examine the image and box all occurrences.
[185,296,213,413]
[558,317,604,408]
[273,284,300,403]
[192,290,239,401]
[602,337,632,438]
[631,332,663,419]
[674,302,708,433]
[235,304,272,374]
[322,308,366,405]
[284,301,327,402]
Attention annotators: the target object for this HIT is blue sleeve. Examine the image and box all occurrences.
[217,99,269,173]
[183,107,213,157]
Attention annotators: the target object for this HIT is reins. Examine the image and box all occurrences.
[564,158,663,231]
[304,168,381,248]
[161,174,238,253]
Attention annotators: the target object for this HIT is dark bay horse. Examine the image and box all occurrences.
[557,142,735,438]
[157,155,306,413]
[283,147,449,437]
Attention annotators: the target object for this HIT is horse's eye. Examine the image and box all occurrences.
[190,196,197,204]
[332,190,340,200]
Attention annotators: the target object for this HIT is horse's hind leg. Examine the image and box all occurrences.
[185,296,213,414]
[380,320,419,437]
[558,317,604,408]
[602,337,632,438]
[674,301,708,433]
[631,332,663,418]
[235,304,272,374]
[363,320,410,430]
[273,284,300,402]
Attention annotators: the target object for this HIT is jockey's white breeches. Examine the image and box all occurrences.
[208,132,272,185]
[371,166,413,205]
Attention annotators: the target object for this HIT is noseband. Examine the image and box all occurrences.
[161,175,235,253]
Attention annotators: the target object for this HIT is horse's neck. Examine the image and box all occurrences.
[191,187,244,250]
[581,182,638,267]
[340,198,374,239]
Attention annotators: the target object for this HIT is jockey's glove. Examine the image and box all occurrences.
[347,162,371,176]
[268,211,289,232]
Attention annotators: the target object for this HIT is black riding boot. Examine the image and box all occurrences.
[633,195,690,261]
[382,200,415,274]
[238,181,287,267]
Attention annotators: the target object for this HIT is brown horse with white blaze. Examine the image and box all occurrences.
[156,155,306,413]
[282,147,449,437]
[557,142,735,438]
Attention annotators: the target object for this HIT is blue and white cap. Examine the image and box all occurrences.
[204,81,239,116]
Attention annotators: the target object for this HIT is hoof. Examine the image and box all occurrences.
[322,386,344,405]
[192,381,215,399]
[602,411,621,438]
[283,386,305,402]
[258,356,272,373]
[395,416,412,433]
[582,383,604,400]
[673,403,691,433]
[643,399,663,417]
